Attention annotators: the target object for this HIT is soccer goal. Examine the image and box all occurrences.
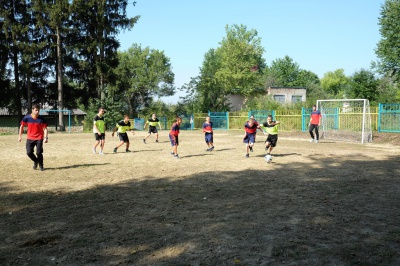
[317,99,373,143]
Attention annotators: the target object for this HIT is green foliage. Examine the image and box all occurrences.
[348,69,379,102]
[375,0,400,82]
[110,44,175,117]
[320,69,350,96]
[216,24,266,96]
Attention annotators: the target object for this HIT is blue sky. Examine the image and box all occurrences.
[117,0,385,103]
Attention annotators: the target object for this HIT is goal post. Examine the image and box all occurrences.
[316,99,373,143]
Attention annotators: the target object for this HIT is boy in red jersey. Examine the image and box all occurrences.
[309,105,322,143]
[243,118,258,158]
[203,116,214,151]
[169,116,182,159]
[18,104,48,171]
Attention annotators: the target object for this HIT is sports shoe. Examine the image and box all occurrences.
[99,151,105,155]
[113,148,117,153]
[92,148,96,154]
[245,153,249,158]
[249,146,253,152]
[309,139,314,143]
[33,162,38,170]
[156,140,159,143]
[39,165,44,171]
[174,154,180,159]
[143,139,146,144]
[315,140,319,143]
[209,146,214,152]
[126,149,131,153]
[170,152,175,156]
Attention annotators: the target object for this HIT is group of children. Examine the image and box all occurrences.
[19,105,321,171]
[93,107,280,162]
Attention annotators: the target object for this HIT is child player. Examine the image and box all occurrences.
[243,118,258,158]
[169,116,182,159]
[112,114,135,153]
[203,116,214,151]
[262,115,280,163]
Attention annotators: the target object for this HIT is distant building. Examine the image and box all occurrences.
[227,86,307,111]
[267,86,306,104]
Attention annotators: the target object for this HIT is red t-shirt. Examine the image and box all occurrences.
[21,114,48,140]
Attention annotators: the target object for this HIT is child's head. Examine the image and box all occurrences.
[248,118,255,126]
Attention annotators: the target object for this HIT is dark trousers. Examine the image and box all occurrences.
[26,139,44,165]
[309,124,319,140]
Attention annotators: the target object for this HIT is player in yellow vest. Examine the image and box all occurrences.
[143,113,162,143]
[262,115,280,163]
[112,115,135,153]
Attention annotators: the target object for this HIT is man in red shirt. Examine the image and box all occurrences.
[309,105,322,143]
[18,104,48,171]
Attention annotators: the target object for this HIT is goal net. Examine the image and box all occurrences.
[317,99,373,143]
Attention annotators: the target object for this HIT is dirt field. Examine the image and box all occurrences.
[1,130,399,265]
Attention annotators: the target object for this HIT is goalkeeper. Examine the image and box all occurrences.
[309,105,321,143]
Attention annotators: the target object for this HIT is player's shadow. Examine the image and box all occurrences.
[214,148,235,152]
[256,153,300,158]
[45,163,111,170]
[181,153,213,158]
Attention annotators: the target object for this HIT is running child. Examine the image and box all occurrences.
[203,116,214,151]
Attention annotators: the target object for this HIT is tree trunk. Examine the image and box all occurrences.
[57,26,65,131]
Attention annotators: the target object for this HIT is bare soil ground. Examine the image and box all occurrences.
[1,130,400,265]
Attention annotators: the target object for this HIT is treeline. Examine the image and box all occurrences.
[0,0,139,129]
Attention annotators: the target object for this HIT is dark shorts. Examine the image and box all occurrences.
[205,132,213,143]
[265,134,278,147]
[148,126,158,134]
[243,132,255,144]
[26,139,44,155]
[169,134,179,146]
[94,133,105,141]
[118,133,129,143]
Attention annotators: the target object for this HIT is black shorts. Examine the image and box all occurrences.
[118,133,129,143]
[94,133,105,141]
[265,134,278,147]
[148,126,158,134]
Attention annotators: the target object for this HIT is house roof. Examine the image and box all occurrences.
[0,108,87,116]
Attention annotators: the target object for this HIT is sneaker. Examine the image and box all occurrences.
[170,152,175,156]
[143,139,146,144]
[99,151,105,155]
[209,146,214,152]
[309,139,314,143]
[92,148,96,154]
[113,148,117,153]
[249,146,253,152]
[156,140,159,143]
[39,165,44,171]
[315,140,319,143]
[245,153,249,158]
[126,149,131,153]
[33,162,38,170]
[174,154,180,159]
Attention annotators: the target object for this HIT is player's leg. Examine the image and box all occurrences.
[309,124,315,142]
[315,126,320,142]
[26,140,38,169]
[36,140,44,170]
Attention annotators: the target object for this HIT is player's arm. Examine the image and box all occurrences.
[18,124,24,142]
[44,128,48,143]
[158,121,162,130]
[111,126,117,137]
[143,120,148,129]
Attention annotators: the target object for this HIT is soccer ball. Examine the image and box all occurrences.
[265,154,272,163]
